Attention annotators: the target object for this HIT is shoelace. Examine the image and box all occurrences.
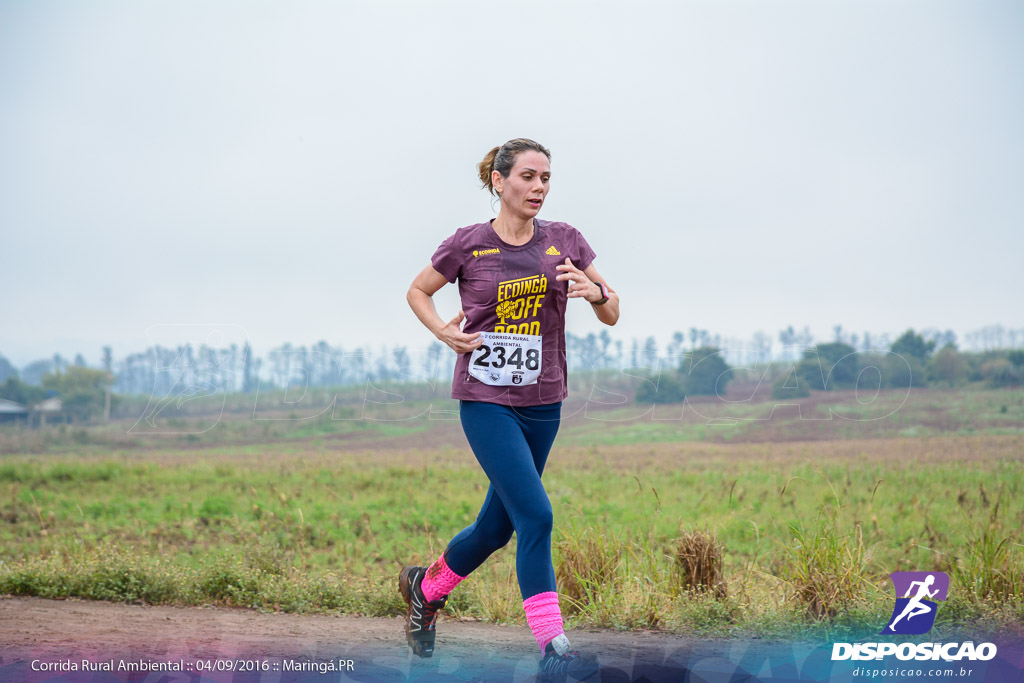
[542,650,583,672]
[417,586,447,631]
[422,601,442,629]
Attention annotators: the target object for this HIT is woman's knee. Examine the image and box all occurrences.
[482,528,514,554]
[519,501,553,538]
[460,516,514,555]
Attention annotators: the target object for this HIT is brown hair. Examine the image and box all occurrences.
[477,138,551,196]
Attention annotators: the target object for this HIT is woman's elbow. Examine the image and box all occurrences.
[607,296,621,325]
[601,306,620,326]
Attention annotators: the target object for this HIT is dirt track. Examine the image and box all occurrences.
[0,596,795,682]
[5,596,1024,682]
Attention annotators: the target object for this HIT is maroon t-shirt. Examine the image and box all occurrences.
[431,218,597,407]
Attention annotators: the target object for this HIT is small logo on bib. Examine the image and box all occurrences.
[468,332,543,387]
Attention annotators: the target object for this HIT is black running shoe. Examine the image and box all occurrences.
[537,636,599,682]
[398,565,448,658]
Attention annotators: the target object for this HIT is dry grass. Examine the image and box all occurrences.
[554,525,622,613]
[673,526,727,599]
[776,474,881,619]
[943,496,1024,604]
[457,562,524,625]
[1,430,1020,635]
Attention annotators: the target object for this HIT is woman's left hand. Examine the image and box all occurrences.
[555,257,602,302]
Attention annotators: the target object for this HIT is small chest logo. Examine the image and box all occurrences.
[474,248,500,258]
[545,246,561,256]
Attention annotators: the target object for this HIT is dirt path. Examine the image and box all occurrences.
[1,596,792,682]
[4,597,1023,682]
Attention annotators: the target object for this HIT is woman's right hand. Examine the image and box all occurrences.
[436,309,483,354]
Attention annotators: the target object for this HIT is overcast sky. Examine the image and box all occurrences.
[1,0,1022,368]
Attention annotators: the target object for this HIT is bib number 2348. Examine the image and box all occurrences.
[468,332,542,386]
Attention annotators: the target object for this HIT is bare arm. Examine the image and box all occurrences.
[554,258,620,326]
[407,264,482,353]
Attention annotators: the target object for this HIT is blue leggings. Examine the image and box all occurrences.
[443,400,562,600]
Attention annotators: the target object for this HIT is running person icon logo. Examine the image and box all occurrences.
[881,571,949,635]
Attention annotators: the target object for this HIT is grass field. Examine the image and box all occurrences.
[1,385,1022,641]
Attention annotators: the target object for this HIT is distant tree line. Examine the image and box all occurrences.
[635,346,732,404]
[780,329,1024,396]
[634,328,1024,405]
[1,325,1022,422]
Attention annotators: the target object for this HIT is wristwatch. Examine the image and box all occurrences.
[592,282,609,305]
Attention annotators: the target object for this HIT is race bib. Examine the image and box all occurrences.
[468,332,542,386]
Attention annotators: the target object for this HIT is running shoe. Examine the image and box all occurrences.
[398,565,448,658]
[537,636,599,682]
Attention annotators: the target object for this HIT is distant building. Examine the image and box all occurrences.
[0,398,29,425]
[33,397,66,426]
[0,397,72,427]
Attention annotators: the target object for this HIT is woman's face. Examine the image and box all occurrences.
[494,150,551,219]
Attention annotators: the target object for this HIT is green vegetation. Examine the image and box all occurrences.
[0,421,1021,639]
[631,331,1023,409]
[771,371,811,399]
[634,346,733,404]
[41,366,113,422]
[1,383,1022,639]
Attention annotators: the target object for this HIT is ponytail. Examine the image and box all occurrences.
[477,146,501,195]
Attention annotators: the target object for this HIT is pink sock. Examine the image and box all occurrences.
[420,552,466,603]
[523,591,565,654]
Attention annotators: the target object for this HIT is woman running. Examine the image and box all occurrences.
[401,138,619,679]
